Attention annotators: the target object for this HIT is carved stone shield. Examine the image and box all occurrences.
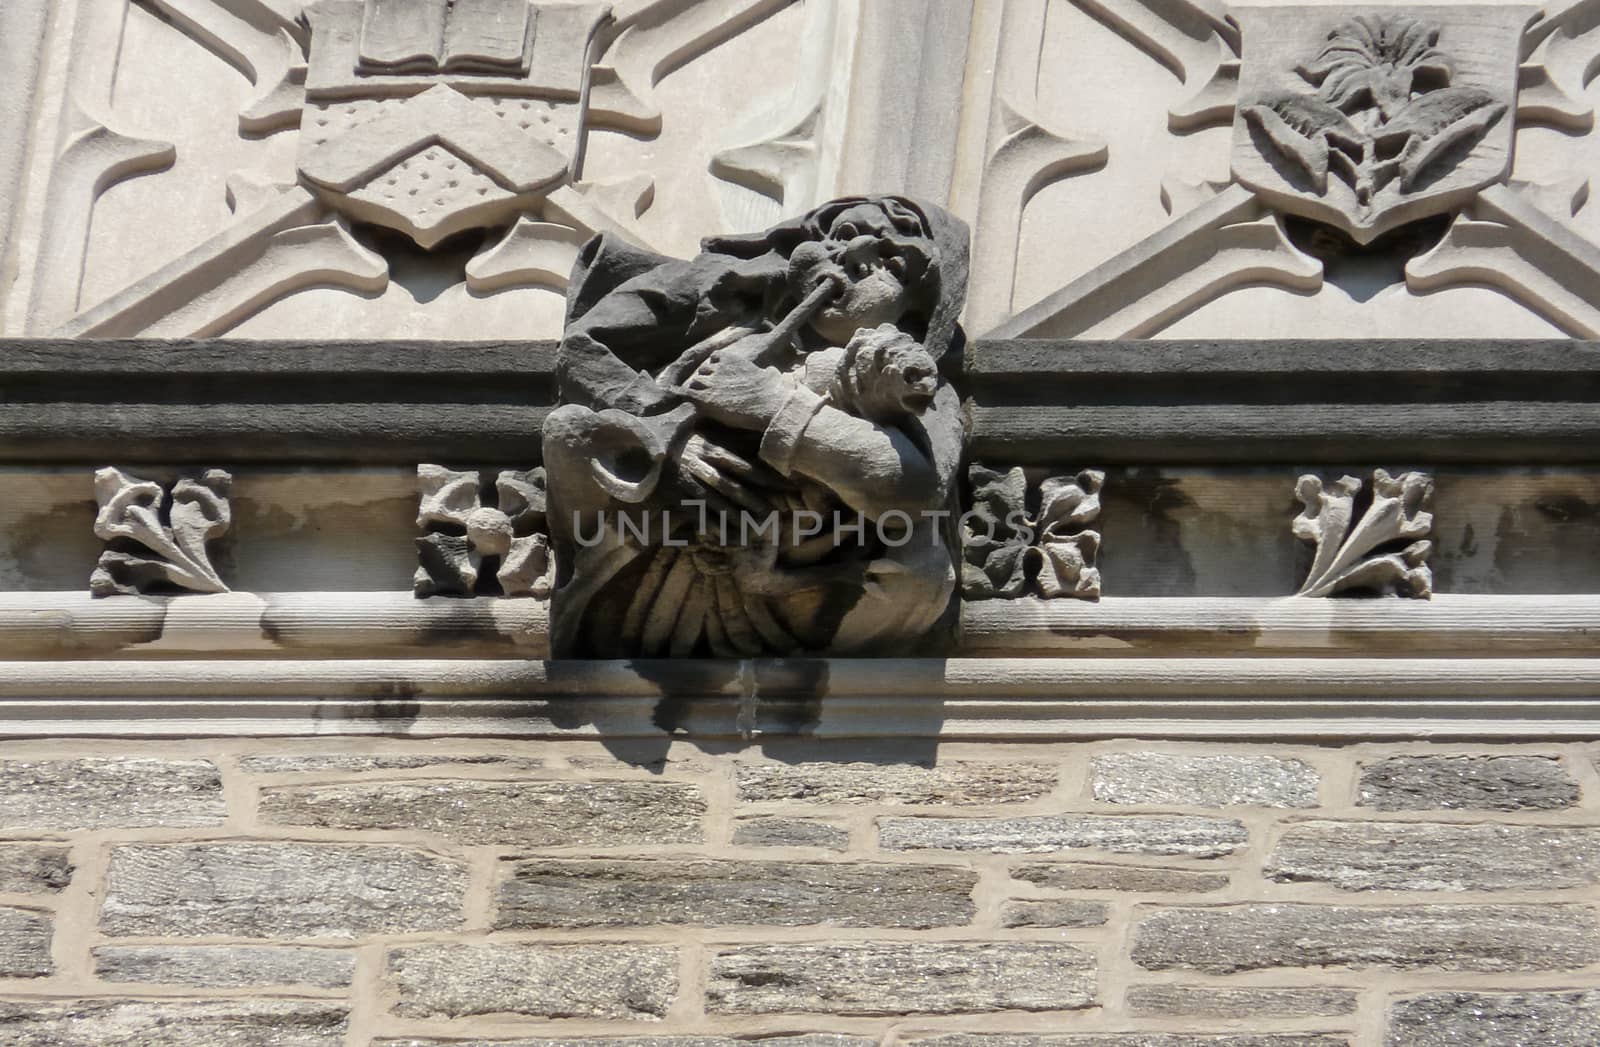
[1230,5,1532,243]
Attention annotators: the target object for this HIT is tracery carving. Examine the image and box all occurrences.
[90,468,232,597]
[541,196,967,657]
[1293,469,1434,598]
[962,465,1104,601]
[414,465,554,598]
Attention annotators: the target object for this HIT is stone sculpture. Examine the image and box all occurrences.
[1231,6,1526,243]
[962,464,1104,600]
[1293,468,1434,597]
[414,465,553,598]
[542,196,968,657]
[90,468,232,596]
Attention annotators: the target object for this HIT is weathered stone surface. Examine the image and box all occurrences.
[0,906,51,977]
[1269,820,1600,891]
[94,944,355,988]
[1386,990,1600,1046]
[1013,861,1229,893]
[707,942,1095,1015]
[101,842,467,938]
[387,943,677,1020]
[0,843,72,893]
[0,999,347,1046]
[1091,752,1319,808]
[258,779,703,846]
[1126,985,1359,1019]
[0,757,223,829]
[733,817,849,850]
[902,1037,1349,1046]
[1132,903,1600,973]
[237,753,543,774]
[1358,755,1579,811]
[880,815,1247,857]
[495,858,974,929]
[735,761,1057,806]
[999,898,1109,928]
[376,1039,874,1047]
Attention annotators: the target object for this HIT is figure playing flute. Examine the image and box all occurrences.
[541,196,969,658]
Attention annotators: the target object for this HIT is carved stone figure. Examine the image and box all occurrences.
[90,468,232,597]
[542,196,968,657]
[414,465,553,598]
[962,464,1104,600]
[1293,469,1434,597]
[1232,6,1528,242]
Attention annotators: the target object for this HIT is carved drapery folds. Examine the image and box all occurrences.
[541,195,969,658]
[962,464,1104,601]
[1293,469,1435,598]
[414,465,554,598]
[90,468,232,597]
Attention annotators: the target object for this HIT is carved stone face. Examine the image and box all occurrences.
[788,204,932,344]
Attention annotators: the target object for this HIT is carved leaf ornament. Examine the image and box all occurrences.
[415,465,554,598]
[90,468,232,596]
[963,464,1104,600]
[1243,15,1506,207]
[1293,468,1434,597]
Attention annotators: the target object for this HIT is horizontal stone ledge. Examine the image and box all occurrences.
[0,591,548,659]
[961,595,1600,656]
[3,594,1595,661]
[2,657,1600,699]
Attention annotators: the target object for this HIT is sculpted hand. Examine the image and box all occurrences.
[675,350,790,431]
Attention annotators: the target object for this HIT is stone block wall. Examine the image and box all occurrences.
[1,738,1597,1045]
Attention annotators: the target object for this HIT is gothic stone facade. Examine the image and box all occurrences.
[3,0,1600,1043]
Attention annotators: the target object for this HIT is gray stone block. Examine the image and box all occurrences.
[1132,903,1600,973]
[1126,985,1360,1018]
[1386,990,1600,1046]
[1268,820,1600,891]
[258,778,704,846]
[387,943,677,1020]
[735,761,1057,805]
[0,906,51,977]
[494,858,974,929]
[999,898,1109,928]
[707,941,1095,1015]
[0,999,347,1046]
[374,1039,874,1047]
[94,944,356,989]
[902,1037,1349,1046]
[1358,755,1579,811]
[880,814,1248,857]
[1012,861,1229,893]
[236,753,544,774]
[101,842,467,938]
[0,757,223,830]
[1091,752,1319,808]
[732,817,849,850]
[0,843,72,893]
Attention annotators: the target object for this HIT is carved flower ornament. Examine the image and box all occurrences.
[1244,14,1506,206]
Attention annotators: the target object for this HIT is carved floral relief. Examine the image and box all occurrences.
[90,468,232,597]
[1232,5,1530,243]
[1292,468,1434,597]
[962,464,1104,601]
[414,465,554,598]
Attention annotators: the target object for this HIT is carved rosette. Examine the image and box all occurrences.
[1231,5,1529,243]
[414,465,554,598]
[962,464,1104,601]
[90,468,232,597]
[1293,468,1434,598]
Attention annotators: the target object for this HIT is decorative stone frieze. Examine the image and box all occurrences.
[543,195,968,657]
[1293,468,1434,597]
[962,464,1104,600]
[414,464,553,597]
[90,468,232,596]
[1233,7,1527,243]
